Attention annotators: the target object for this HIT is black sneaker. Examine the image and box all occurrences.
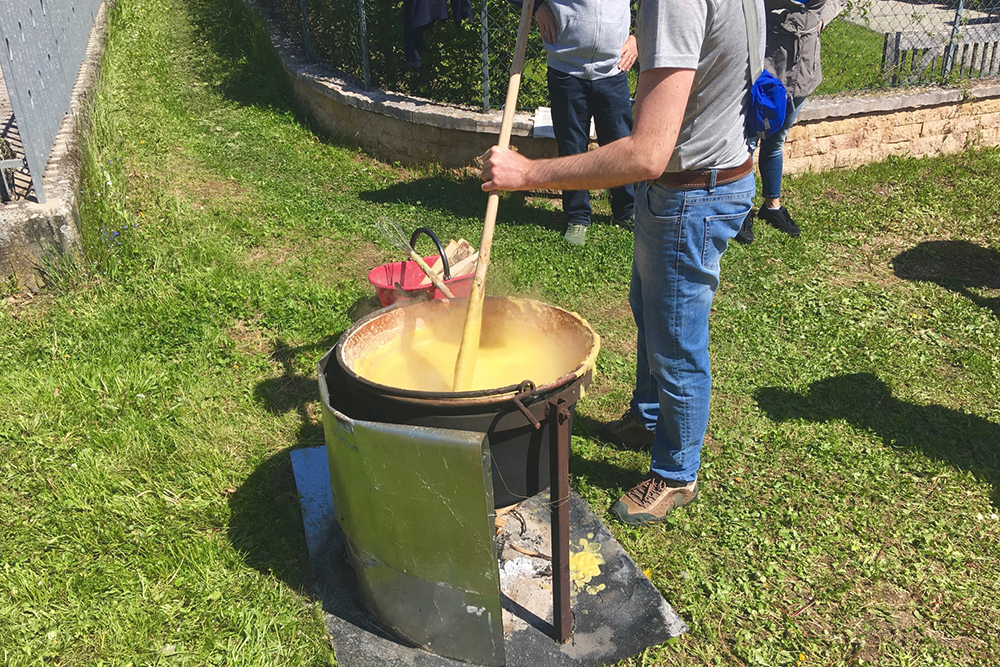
[734,210,754,245]
[599,409,654,450]
[757,206,800,237]
[612,215,635,232]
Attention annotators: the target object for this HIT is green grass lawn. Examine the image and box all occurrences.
[2,0,999,664]
[817,18,888,95]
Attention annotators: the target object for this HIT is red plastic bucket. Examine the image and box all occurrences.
[368,258,475,307]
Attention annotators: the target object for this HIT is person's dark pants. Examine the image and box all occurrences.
[547,68,635,227]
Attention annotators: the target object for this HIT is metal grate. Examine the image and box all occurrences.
[0,0,103,203]
[0,66,32,202]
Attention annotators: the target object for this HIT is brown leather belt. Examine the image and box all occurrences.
[653,156,754,190]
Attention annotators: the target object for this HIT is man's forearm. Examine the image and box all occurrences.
[482,68,694,192]
[518,136,658,191]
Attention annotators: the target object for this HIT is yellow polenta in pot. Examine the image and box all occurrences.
[345,297,599,394]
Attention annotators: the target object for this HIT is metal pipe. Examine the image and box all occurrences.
[299,0,312,58]
[480,0,490,110]
[359,0,370,87]
[943,0,965,78]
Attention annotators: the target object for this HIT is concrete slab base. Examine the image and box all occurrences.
[290,445,688,667]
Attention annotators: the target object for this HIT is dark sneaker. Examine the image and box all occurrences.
[734,210,755,245]
[757,206,800,237]
[599,409,654,450]
[564,224,587,246]
[612,215,635,232]
[611,473,699,525]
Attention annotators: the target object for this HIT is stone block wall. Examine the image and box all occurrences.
[257,0,1000,177]
[290,74,559,168]
[783,88,1000,174]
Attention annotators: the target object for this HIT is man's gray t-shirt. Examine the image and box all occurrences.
[636,0,751,172]
[544,0,631,80]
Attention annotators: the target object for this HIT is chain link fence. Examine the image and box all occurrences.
[261,0,544,110]
[819,0,1000,95]
[261,0,1000,110]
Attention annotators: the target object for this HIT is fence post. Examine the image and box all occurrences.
[359,0,370,87]
[943,0,965,78]
[299,0,312,58]
[882,31,901,84]
[480,0,490,111]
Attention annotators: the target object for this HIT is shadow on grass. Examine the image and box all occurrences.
[254,336,343,448]
[227,445,316,588]
[755,372,1000,506]
[227,334,342,587]
[183,0,369,156]
[359,177,563,232]
[892,240,1000,321]
[185,0,296,112]
[571,413,652,492]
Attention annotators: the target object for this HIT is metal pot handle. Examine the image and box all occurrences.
[409,227,451,281]
[511,380,541,429]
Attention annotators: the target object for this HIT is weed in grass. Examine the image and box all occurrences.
[1,268,22,297]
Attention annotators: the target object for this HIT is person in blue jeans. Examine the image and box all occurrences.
[736,0,841,244]
[483,0,759,524]
[739,95,807,241]
[531,0,637,246]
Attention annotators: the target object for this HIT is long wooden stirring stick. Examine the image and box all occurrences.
[452,0,535,391]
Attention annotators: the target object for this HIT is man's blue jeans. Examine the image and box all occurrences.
[629,173,754,482]
[748,95,807,200]
[547,68,635,225]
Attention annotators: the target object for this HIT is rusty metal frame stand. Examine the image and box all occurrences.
[548,397,573,643]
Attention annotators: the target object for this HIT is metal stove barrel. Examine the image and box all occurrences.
[318,349,505,666]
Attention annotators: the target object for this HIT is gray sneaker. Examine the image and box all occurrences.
[599,409,654,450]
[564,224,587,246]
[611,473,699,525]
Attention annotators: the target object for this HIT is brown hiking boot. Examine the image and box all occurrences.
[599,409,654,450]
[611,473,699,525]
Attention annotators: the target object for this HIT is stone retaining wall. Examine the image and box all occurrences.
[261,1,1000,177]
[269,16,559,168]
[785,85,1000,174]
